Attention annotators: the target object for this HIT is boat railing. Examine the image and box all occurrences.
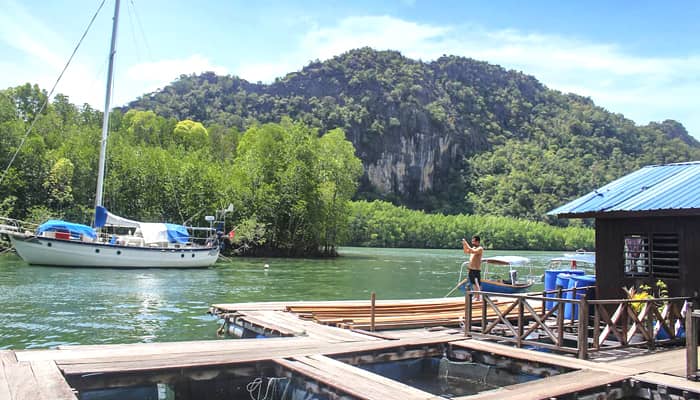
[462,289,691,360]
[93,231,216,248]
[0,216,39,238]
[461,260,536,284]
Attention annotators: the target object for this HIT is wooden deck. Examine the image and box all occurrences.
[0,351,76,400]
[2,298,699,400]
[449,339,700,399]
[212,296,538,334]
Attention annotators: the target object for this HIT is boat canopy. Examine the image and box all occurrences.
[38,220,97,240]
[550,252,596,265]
[94,206,190,244]
[94,205,139,228]
[482,256,530,266]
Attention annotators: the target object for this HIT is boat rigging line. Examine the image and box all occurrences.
[0,0,108,187]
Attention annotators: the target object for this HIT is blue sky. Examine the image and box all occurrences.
[1,0,698,138]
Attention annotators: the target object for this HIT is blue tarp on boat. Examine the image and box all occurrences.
[37,220,97,240]
[94,206,190,244]
[165,223,189,244]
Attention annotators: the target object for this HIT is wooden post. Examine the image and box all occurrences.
[570,286,578,329]
[370,292,376,332]
[557,292,564,347]
[593,303,601,350]
[517,297,524,348]
[622,302,629,346]
[578,294,588,359]
[687,305,698,380]
[647,302,656,350]
[541,290,546,319]
[481,294,487,331]
[464,289,472,337]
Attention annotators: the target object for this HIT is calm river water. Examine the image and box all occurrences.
[0,247,574,349]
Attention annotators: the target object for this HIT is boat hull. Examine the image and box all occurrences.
[9,235,219,268]
[459,279,533,294]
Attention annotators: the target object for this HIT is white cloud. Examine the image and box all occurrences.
[0,1,229,108]
[1,3,697,139]
[234,15,700,138]
[300,16,450,61]
[0,1,66,68]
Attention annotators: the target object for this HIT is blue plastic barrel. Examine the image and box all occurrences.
[545,270,585,310]
[564,274,596,320]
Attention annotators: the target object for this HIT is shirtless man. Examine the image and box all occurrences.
[462,235,484,300]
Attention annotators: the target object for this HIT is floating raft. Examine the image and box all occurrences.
[211,297,541,337]
[2,296,699,399]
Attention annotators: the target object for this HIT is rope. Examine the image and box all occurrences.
[128,0,153,59]
[444,261,469,297]
[0,0,108,187]
[217,254,234,263]
[246,377,290,400]
[0,247,15,255]
[120,0,187,224]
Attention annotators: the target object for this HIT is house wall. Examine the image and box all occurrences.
[595,216,700,300]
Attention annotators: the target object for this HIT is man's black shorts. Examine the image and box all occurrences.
[468,269,481,285]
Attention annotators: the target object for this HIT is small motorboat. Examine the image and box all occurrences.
[458,255,534,294]
[549,251,595,272]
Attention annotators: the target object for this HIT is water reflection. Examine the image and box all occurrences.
[134,273,165,342]
[0,247,564,349]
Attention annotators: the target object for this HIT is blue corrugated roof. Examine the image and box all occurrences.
[548,161,700,217]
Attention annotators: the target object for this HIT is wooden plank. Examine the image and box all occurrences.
[276,356,437,400]
[304,355,434,400]
[305,355,436,399]
[609,348,688,376]
[17,336,319,362]
[274,357,378,400]
[0,352,14,400]
[234,312,303,336]
[455,369,625,400]
[449,339,636,374]
[57,335,456,375]
[263,310,373,341]
[29,361,77,400]
[634,372,700,393]
[213,297,478,313]
[1,354,42,400]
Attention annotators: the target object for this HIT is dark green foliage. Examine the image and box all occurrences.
[0,88,362,255]
[227,119,363,256]
[126,48,700,219]
[2,47,698,254]
[347,200,594,250]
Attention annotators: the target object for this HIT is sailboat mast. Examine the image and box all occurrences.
[95,0,120,209]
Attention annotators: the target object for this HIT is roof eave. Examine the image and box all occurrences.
[552,208,700,219]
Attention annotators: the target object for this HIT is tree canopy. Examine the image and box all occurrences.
[0,88,363,255]
[127,48,699,219]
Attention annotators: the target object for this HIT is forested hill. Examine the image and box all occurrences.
[127,47,700,221]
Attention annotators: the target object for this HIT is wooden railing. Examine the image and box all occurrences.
[463,289,691,359]
[688,309,700,380]
[464,290,589,358]
[591,297,689,350]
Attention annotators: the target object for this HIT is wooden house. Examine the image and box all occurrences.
[549,162,700,300]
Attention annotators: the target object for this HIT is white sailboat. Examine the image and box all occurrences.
[5,0,220,268]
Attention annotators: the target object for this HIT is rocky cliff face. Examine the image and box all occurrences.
[126,48,699,214]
